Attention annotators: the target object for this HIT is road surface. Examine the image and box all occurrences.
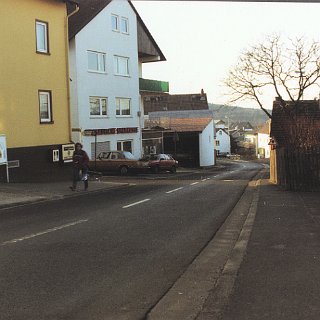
[0,160,263,320]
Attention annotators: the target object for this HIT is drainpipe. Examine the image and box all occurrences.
[65,1,80,143]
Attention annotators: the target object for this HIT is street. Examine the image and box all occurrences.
[0,161,263,320]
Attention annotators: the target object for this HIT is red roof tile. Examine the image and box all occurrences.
[146,117,213,133]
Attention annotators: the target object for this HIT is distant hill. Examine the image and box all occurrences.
[209,104,271,126]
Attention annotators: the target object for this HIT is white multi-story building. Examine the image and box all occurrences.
[215,128,231,156]
[68,0,165,159]
[214,120,231,156]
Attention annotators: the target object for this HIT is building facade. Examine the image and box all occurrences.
[144,117,215,167]
[68,0,166,160]
[0,0,74,182]
[215,128,231,156]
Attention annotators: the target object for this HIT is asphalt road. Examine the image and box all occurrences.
[0,160,263,320]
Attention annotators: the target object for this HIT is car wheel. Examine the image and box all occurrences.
[170,166,177,174]
[119,166,128,176]
[152,166,160,174]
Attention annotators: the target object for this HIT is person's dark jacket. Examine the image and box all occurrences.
[72,150,89,169]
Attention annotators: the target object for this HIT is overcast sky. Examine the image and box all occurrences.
[132,1,320,109]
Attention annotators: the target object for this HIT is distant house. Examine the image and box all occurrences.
[213,120,231,156]
[270,99,320,190]
[214,119,228,130]
[255,121,270,159]
[230,121,254,132]
[215,128,231,156]
[229,121,256,157]
[68,0,165,159]
[144,117,215,167]
[143,90,208,115]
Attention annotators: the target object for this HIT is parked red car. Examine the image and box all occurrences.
[144,154,178,173]
[88,151,149,175]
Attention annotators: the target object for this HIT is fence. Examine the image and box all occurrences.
[276,146,320,191]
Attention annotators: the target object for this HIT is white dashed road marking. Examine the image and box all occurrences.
[123,198,150,208]
[1,219,89,246]
[190,182,199,186]
[166,187,183,194]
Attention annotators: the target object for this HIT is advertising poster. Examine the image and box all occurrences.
[62,144,75,163]
[0,135,7,164]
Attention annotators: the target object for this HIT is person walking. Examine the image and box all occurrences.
[70,142,89,191]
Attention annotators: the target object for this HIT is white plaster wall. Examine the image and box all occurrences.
[69,1,142,158]
[199,120,215,167]
[216,129,231,154]
[257,133,270,158]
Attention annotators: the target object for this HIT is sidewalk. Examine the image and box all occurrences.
[0,165,224,209]
[146,172,320,320]
[0,177,129,209]
[199,178,320,320]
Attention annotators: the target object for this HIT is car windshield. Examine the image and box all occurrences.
[123,151,135,159]
[98,152,110,159]
[149,154,159,160]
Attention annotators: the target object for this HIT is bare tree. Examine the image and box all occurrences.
[224,35,320,118]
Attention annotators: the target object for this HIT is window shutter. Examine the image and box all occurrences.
[91,141,110,159]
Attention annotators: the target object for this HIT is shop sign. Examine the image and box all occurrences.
[83,127,138,136]
[62,144,75,162]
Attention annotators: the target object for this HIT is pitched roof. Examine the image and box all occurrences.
[67,0,165,61]
[148,110,214,119]
[143,92,208,115]
[217,128,229,135]
[129,2,166,62]
[67,0,112,39]
[214,119,226,124]
[146,117,213,133]
[229,121,254,131]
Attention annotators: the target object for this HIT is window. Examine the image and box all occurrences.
[114,56,129,76]
[36,21,49,53]
[39,91,52,123]
[111,14,119,31]
[215,140,220,147]
[88,51,106,73]
[112,15,128,34]
[90,97,107,116]
[116,98,131,116]
[117,140,132,153]
[120,17,129,34]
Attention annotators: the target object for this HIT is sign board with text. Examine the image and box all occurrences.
[62,144,75,163]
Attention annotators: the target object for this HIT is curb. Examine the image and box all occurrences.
[145,169,264,320]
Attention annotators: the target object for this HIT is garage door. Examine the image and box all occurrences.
[91,141,110,159]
